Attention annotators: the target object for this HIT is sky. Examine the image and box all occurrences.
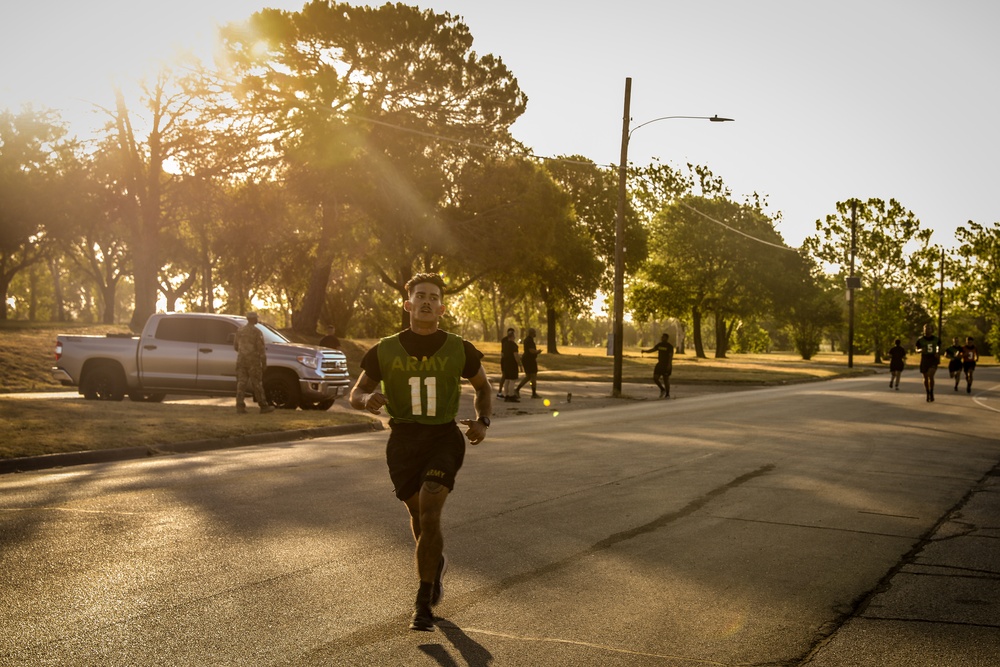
[2,1,998,250]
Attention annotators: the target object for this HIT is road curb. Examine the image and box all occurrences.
[0,420,385,475]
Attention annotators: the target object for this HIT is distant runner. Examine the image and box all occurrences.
[887,338,906,391]
[961,337,980,394]
[641,333,675,399]
[915,324,941,403]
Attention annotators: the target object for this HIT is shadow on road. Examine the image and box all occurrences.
[418,619,493,666]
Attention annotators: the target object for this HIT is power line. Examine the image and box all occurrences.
[678,201,799,252]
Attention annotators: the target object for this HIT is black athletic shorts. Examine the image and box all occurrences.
[919,354,939,374]
[963,360,977,373]
[385,421,466,501]
[654,362,672,377]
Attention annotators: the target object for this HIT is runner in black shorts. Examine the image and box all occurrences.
[962,336,980,394]
[944,337,963,391]
[386,423,466,502]
[915,323,941,402]
[641,333,675,398]
[350,273,493,633]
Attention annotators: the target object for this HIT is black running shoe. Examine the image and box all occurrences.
[409,602,435,632]
[431,554,448,607]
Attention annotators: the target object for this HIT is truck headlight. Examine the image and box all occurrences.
[297,354,320,370]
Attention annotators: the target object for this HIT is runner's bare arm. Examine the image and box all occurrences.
[350,371,386,414]
[459,366,492,445]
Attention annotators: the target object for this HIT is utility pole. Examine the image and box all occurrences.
[847,200,857,369]
[937,247,945,340]
[612,77,631,398]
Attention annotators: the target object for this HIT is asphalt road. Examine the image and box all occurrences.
[2,369,998,666]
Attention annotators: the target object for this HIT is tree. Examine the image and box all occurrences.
[60,150,131,323]
[215,2,528,334]
[100,70,202,331]
[803,198,932,362]
[953,221,1000,354]
[545,156,646,295]
[779,257,843,359]
[0,107,71,320]
[633,196,792,358]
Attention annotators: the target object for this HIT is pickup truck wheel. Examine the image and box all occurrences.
[300,398,336,411]
[128,392,167,403]
[81,363,126,401]
[264,373,301,410]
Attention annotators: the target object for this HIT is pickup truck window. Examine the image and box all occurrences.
[203,320,238,345]
[155,317,201,343]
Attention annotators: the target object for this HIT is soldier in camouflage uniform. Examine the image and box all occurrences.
[234,312,274,414]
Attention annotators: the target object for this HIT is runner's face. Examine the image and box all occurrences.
[406,283,445,325]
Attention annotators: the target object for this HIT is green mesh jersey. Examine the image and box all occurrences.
[376,332,466,424]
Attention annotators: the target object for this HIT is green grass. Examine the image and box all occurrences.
[0,398,373,460]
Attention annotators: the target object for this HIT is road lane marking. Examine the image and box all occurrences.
[437,622,739,665]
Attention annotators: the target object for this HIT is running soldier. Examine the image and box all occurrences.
[962,336,980,394]
[915,324,941,403]
[349,273,493,632]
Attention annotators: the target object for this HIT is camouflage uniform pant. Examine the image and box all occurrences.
[236,359,266,407]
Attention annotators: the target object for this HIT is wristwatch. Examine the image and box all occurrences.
[477,416,491,428]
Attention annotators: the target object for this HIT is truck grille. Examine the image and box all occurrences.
[320,350,349,378]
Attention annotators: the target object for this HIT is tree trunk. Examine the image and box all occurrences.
[28,267,39,321]
[48,257,66,322]
[0,273,11,320]
[692,306,706,358]
[539,284,559,353]
[546,304,559,354]
[129,241,158,332]
[714,313,728,358]
[292,204,339,336]
[100,283,117,324]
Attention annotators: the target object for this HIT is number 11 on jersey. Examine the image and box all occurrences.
[407,376,437,417]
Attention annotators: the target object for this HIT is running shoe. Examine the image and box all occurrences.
[409,602,435,632]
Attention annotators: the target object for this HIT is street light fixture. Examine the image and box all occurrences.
[612,76,734,397]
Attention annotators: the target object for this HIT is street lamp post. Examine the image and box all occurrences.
[611,76,733,397]
[847,200,858,369]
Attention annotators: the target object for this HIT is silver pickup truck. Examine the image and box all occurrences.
[52,312,350,410]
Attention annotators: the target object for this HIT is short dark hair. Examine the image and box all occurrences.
[405,273,446,296]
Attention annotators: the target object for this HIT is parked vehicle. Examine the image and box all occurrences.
[52,312,350,410]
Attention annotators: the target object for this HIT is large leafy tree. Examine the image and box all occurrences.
[215,1,527,334]
[58,149,131,323]
[545,156,646,295]
[803,198,932,362]
[632,196,791,358]
[100,70,203,331]
[516,162,602,351]
[953,220,1000,354]
[0,107,71,320]
[779,256,844,359]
